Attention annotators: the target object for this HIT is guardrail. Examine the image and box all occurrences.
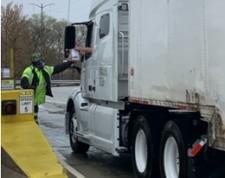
[51,80,80,86]
[15,80,80,87]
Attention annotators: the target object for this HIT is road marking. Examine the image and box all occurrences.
[56,150,86,178]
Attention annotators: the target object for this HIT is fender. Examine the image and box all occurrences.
[65,86,90,134]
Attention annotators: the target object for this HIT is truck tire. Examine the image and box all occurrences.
[159,121,187,178]
[69,108,89,153]
[131,115,153,178]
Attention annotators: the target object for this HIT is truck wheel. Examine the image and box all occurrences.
[160,121,187,178]
[131,116,153,178]
[69,108,89,153]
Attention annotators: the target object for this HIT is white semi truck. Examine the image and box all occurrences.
[64,0,225,177]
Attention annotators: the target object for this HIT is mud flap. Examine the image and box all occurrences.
[187,156,197,178]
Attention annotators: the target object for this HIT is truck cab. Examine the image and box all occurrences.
[65,0,129,156]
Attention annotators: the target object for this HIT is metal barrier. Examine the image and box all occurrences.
[50,80,80,86]
[15,80,80,87]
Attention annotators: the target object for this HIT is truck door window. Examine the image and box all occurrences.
[99,13,110,39]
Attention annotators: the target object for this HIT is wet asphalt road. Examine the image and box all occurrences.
[38,86,135,178]
[38,87,225,178]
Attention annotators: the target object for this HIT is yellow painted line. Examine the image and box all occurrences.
[2,121,68,178]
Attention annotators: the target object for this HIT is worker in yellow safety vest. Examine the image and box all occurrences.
[20,52,76,124]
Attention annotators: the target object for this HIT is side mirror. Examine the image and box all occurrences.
[64,26,76,58]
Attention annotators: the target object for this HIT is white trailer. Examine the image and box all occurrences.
[64,0,225,177]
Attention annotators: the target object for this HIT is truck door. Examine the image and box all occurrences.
[82,1,129,102]
[89,2,118,102]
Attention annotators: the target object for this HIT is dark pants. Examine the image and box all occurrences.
[34,105,39,124]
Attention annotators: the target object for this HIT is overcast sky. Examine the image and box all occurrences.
[1,0,93,22]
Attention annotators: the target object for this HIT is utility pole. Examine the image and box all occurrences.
[30,3,54,52]
[68,0,70,22]
[30,3,54,29]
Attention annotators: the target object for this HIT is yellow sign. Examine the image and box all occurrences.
[1,79,15,90]
[20,91,33,96]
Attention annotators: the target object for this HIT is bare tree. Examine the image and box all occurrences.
[1,2,33,78]
[1,2,79,80]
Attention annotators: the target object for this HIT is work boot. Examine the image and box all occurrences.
[34,114,39,125]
